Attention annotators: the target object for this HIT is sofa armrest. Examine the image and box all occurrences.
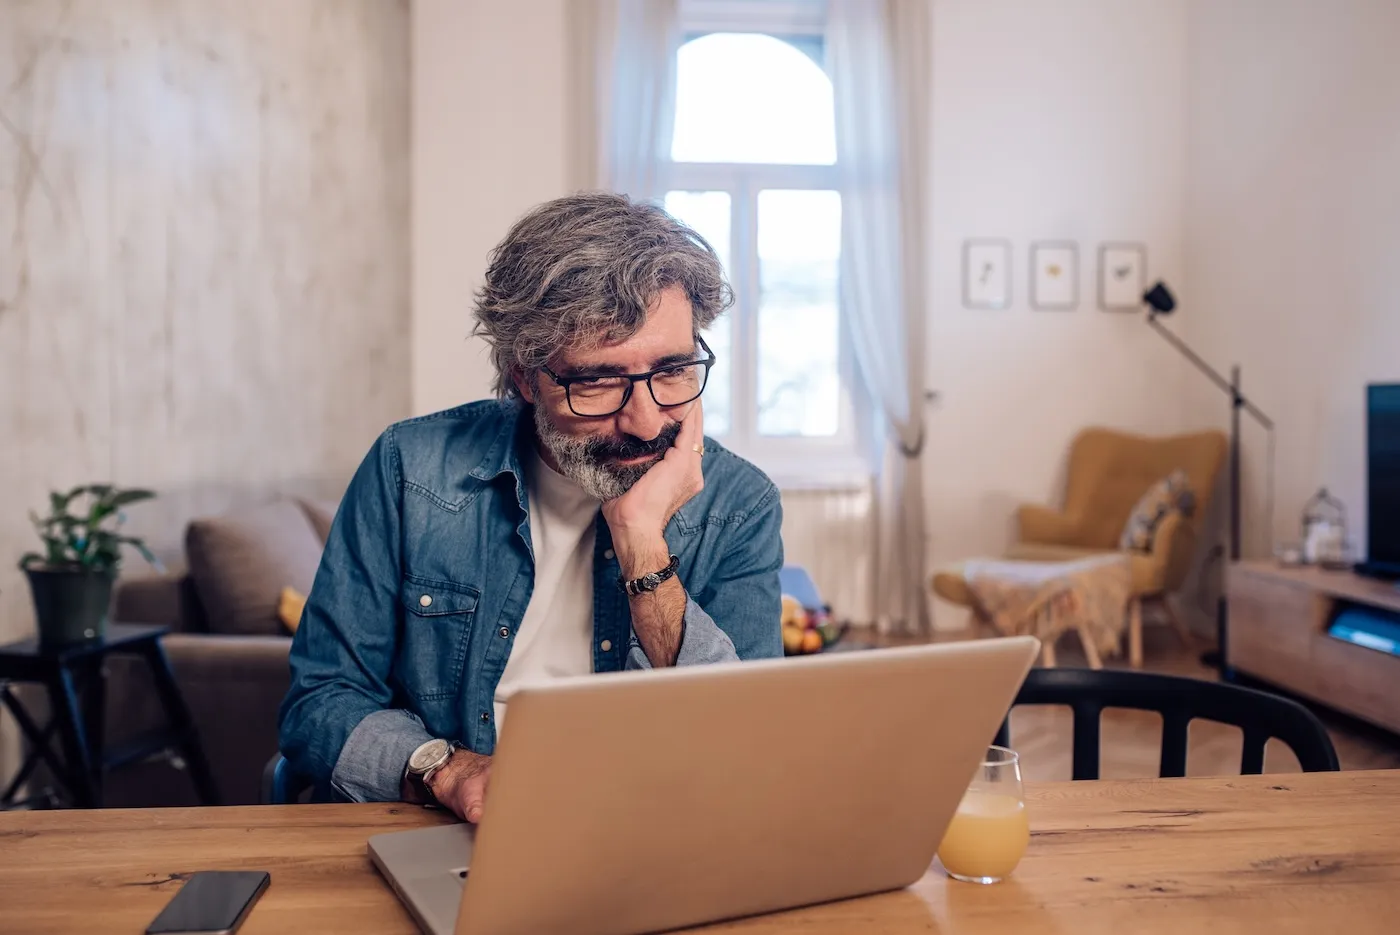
[1016,504,1091,547]
[166,634,292,802]
[161,633,292,687]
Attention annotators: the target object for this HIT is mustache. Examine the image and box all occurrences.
[583,421,682,461]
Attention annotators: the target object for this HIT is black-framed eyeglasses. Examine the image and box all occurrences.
[541,335,717,418]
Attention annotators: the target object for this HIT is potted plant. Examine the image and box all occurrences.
[19,485,161,646]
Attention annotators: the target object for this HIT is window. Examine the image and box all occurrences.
[665,9,861,484]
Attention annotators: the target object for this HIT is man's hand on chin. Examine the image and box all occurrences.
[426,749,492,824]
[601,404,704,667]
[600,403,705,571]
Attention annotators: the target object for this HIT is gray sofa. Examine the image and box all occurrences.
[88,496,337,807]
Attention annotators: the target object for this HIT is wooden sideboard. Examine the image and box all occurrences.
[1227,560,1400,733]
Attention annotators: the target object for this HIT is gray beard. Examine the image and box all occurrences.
[531,404,661,501]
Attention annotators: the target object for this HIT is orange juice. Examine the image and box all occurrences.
[937,790,1030,881]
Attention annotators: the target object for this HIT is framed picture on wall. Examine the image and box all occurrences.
[1030,241,1078,310]
[962,239,1011,309]
[1098,242,1147,310]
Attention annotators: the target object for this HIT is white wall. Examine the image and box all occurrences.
[925,0,1194,627]
[1183,0,1400,560]
[412,0,570,414]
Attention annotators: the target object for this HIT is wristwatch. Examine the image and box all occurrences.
[620,554,680,597]
[404,738,458,805]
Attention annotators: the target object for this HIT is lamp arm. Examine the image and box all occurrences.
[1145,315,1274,430]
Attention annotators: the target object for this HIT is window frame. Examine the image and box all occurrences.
[669,4,867,489]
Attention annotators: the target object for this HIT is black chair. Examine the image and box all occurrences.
[994,667,1340,779]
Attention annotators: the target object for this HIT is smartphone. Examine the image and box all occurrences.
[145,871,271,935]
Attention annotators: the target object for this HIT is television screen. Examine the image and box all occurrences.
[1367,384,1400,573]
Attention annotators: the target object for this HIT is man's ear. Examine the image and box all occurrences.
[512,368,537,403]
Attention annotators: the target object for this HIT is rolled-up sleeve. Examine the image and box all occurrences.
[330,709,433,803]
[627,483,784,669]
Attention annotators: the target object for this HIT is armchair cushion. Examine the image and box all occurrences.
[1119,469,1196,553]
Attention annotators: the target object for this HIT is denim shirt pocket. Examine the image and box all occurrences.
[397,574,479,707]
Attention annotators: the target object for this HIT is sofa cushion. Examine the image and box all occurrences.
[278,585,308,634]
[186,500,324,636]
[1118,470,1196,554]
[298,497,340,543]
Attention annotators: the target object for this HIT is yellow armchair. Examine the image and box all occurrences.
[933,426,1227,666]
[1005,427,1226,598]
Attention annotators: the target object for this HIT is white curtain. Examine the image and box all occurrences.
[567,0,682,200]
[827,0,932,634]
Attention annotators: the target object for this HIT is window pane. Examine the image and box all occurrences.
[672,33,836,165]
[664,190,732,436]
[757,190,841,437]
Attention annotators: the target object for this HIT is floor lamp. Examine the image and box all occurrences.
[1142,282,1274,679]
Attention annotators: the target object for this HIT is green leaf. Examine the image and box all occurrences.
[118,535,162,570]
[109,489,155,509]
[87,499,114,529]
[19,552,43,568]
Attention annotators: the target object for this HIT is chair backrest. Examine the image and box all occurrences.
[260,753,316,805]
[1060,428,1227,549]
[994,667,1339,779]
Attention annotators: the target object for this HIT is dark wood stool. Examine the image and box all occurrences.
[0,623,220,809]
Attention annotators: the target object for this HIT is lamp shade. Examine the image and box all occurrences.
[1143,281,1176,314]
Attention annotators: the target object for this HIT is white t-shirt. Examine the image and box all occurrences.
[492,448,598,732]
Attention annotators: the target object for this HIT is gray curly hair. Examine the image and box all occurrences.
[472,191,733,398]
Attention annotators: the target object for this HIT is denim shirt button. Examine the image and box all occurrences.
[419,594,432,607]
[498,626,509,638]
[603,549,615,560]
[600,639,613,652]
[480,712,490,723]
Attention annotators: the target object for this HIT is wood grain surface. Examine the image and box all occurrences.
[2,770,1397,934]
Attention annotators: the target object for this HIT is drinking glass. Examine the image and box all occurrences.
[937,745,1029,884]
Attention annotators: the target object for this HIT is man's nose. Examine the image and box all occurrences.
[615,383,666,441]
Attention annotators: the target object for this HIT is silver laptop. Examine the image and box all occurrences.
[368,636,1039,935]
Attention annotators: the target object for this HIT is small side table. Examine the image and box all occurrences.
[0,623,220,809]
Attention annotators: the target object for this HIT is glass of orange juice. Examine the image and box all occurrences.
[937,745,1029,884]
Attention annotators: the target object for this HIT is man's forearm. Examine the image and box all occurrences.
[627,576,687,666]
[617,538,686,667]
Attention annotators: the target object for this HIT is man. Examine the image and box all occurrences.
[278,191,783,824]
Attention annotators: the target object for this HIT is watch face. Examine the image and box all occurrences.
[410,738,450,772]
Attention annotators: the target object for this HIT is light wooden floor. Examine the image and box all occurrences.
[846,621,1400,782]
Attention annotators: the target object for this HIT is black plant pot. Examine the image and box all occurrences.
[23,565,115,647]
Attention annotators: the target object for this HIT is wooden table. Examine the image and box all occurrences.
[2,770,1397,934]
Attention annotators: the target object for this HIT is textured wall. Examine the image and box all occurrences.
[0,0,409,655]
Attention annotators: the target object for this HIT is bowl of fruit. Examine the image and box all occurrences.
[781,594,844,656]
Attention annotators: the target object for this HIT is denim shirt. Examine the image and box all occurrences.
[277,400,784,802]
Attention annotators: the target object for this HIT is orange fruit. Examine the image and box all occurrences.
[782,626,805,654]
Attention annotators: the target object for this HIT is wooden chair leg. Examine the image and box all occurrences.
[1158,596,1196,649]
[1128,599,1144,669]
[1075,622,1103,670]
[1041,637,1058,668]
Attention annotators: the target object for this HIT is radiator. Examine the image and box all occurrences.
[778,485,875,625]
